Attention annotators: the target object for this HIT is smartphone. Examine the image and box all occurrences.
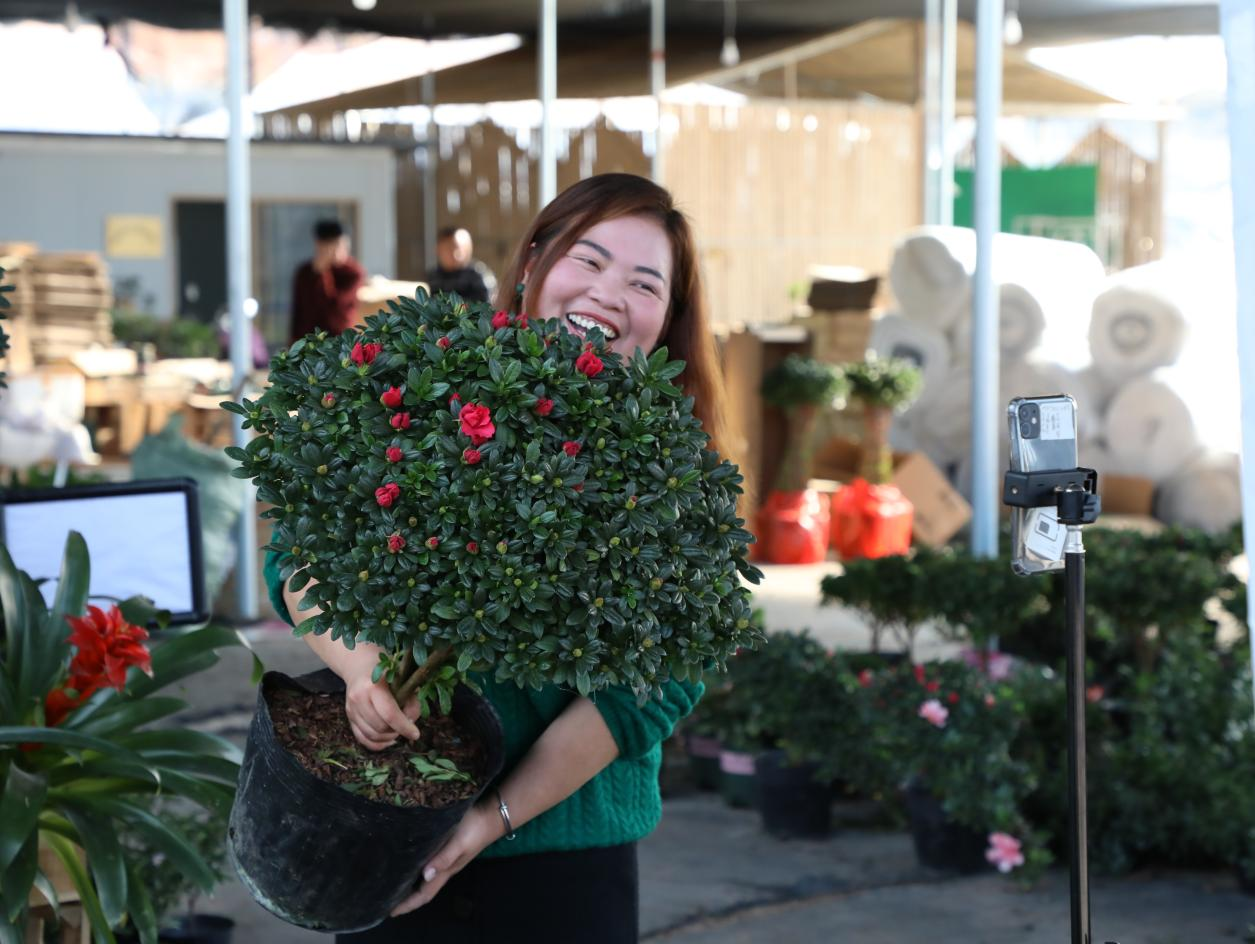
[1007,394,1079,576]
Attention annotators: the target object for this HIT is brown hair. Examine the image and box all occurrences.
[495,173,730,463]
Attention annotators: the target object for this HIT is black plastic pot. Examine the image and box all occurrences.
[755,749,831,839]
[1237,865,1255,896]
[718,748,758,808]
[228,669,505,933]
[902,780,988,873]
[159,915,236,944]
[685,734,723,791]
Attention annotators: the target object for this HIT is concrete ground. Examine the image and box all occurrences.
[177,563,1254,942]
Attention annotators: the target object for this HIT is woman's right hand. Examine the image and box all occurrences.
[344,672,422,751]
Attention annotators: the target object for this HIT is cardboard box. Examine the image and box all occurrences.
[1098,474,1155,517]
[890,451,972,547]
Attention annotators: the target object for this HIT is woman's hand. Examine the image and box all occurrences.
[390,801,501,916]
[344,671,421,751]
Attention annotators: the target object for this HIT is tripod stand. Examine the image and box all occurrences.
[1003,466,1117,944]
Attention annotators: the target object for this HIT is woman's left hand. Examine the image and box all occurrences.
[390,801,501,916]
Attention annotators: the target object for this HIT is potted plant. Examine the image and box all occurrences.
[819,546,945,659]
[757,355,847,564]
[839,353,921,485]
[0,532,247,944]
[223,291,763,930]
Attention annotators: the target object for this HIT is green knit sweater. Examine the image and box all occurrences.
[263,551,702,858]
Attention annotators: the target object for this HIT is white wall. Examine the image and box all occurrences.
[0,133,395,317]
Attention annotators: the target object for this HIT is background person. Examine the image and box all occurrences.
[289,219,366,343]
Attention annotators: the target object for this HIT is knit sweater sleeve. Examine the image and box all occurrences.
[263,548,295,627]
[589,676,704,761]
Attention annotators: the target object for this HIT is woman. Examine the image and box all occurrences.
[265,173,730,942]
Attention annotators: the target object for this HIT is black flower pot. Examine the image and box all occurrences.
[159,915,236,944]
[1237,865,1255,896]
[902,780,988,874]
[228,669,505,933]
[685,733,723,792]
[717,748,758,808]
[755,749,831,839]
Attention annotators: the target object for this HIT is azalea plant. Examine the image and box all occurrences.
[226,290,762,715]
[0,532,249,944]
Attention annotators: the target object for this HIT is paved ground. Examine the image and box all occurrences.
[177,564,1255,942]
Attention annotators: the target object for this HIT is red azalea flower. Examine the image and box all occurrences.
[436,336,451,350]
[925,680,940,693]
[573,483,584,492]
[463,448,482,465]
[386,446,404,463]
[351,341,382,366]
[858,669,873,688]
[562,441,581,457]
[387,532,406,553]
[466,541,479,553]
[375,482,401,508]
[380,386,404,409]
[459,403,496,445]
[534,397,554,416]
[913,664,926,684]
[575,350,604,377]
[947,692,960,704]
[321,393,335,408]
[426,536,439,549]
[390,413,411,430]
[449,392,461,404]
[516,314,529,329]
[491,310,511,330]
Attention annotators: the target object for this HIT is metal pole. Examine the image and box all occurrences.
[538,0,558,206]
[1064,527,1092,944]
[923,0,941,224]
[422,71,438,276]
[224,0,257,621]
[970,0,1003,559]
[650,0,665,183]
[939,0,957,226]
[1220,0,1255,718]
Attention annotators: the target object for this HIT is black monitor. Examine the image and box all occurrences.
[0,477,208,625]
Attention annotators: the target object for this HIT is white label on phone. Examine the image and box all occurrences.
[1039,402,1072,441]
[1025,507,1066,561]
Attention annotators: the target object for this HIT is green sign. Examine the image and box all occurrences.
[953,165,1099,251]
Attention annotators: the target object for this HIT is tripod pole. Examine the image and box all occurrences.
[1064,523,1092,944]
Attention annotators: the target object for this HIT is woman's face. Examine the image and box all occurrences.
[531,214,672,356]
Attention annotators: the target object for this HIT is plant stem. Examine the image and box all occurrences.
[392,645,454,705]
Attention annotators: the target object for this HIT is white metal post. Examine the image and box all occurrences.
[224,0,257,620]
[939,0,957,225]
[971,0,1004,559]
[1220,0,1255,714]
[651,0,666,182]
[923,0,941,224]
[539,0,558,206]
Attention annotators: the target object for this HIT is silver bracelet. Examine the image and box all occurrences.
[495,789,517,841]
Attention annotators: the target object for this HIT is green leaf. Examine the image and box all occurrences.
[0,766,46,874]
[0,831,37,924]
[62,806,128,927]
[43,831,116,944]
[0,729,160,785]
[123,860,159,944]
[87,798,217,894]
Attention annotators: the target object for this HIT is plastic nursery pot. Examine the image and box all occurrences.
[755,749,832,839]
[228,669,505,933]
[830,479,913,560]
[685,733,723,792]
[757,490,829,565]
[718,748,759,808]
[158,915,237,944]
[902,779,988,874]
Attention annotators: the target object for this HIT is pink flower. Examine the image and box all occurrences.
[351,341,382,366]
[562,441,581,458]
[858,669,873,688]
[534,397,554,417]
[918,699,949,728]
[426,536,439,549]
[386,446,404,463]
[575,350,604,377]
[985,833,1025,873]
[375,483,401,508]
[462,448,482,465]
[1086,684,1104,703]
[466,541,479,554]
[984,693,997,708]
[390,413,411,430]
[959,647,1014,681]
[491,310,511,330]
[321,393,336,408]
[387,533,406,553]
[459,403,496,445]
[380,386,403,409]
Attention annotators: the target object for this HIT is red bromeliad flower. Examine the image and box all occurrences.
[562,441,581,458]
[390,413,411,430]
[534,397,554,417]
[386,446,404,463]
[463,448,482,465]
[387,532,406,553]
[380,386,404,409]
[351,341,383,366]
[575,350,604,377]
[375,483,401,507]
[46,605,154,726]
[459,403,495,445]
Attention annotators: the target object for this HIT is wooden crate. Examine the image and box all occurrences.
[793,309,874,364]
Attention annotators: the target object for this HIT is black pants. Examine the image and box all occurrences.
[338,843,639,944]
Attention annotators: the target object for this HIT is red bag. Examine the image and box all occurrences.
[830,479,914,560]
[755,489,830,565]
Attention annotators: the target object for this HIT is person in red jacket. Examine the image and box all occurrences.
[289,219,365,343]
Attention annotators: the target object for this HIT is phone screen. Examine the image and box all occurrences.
[1007,395,1078,575]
